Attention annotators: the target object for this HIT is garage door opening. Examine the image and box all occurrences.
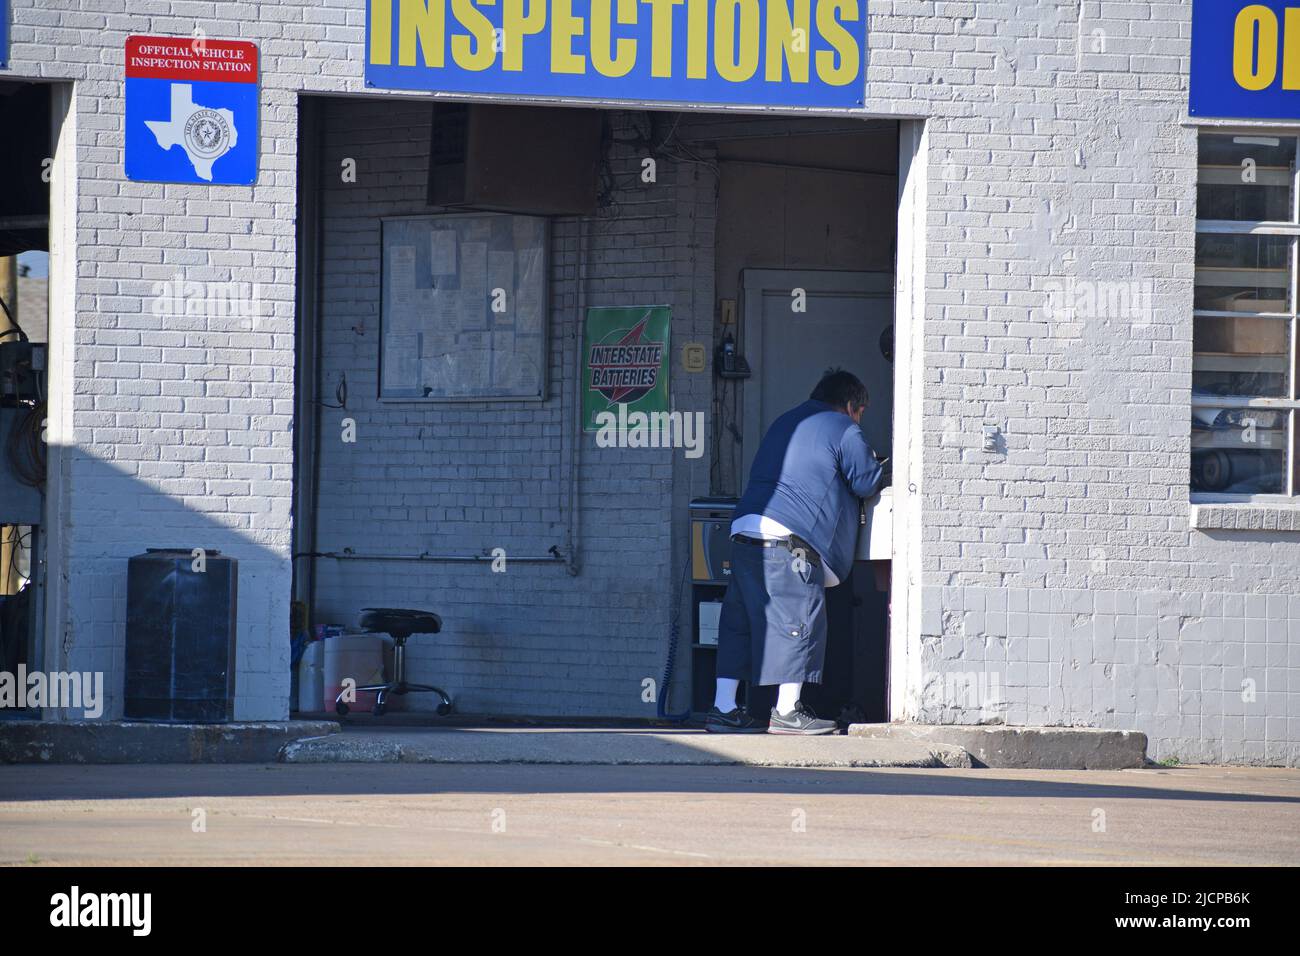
[291,98,905,723]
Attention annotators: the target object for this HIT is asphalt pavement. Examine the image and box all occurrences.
[2,762,1298,866]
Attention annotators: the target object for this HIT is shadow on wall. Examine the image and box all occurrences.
[54,453,291,721]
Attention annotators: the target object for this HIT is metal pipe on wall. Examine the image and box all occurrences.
[0,257,19,598]
[316,550,564,564]
[565,214,592,578]
[293,97,324,614]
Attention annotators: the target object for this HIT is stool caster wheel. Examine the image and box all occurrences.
[437,702,452,716]
[335,701,349,716]
[372,700,387,717]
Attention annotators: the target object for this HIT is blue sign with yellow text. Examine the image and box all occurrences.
[1191,0,1300,118]
[364,0,865,107]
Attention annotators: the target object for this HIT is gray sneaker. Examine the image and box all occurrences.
[767,701,838,735]
[704,706,768,733]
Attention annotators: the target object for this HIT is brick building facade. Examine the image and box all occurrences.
[4,1,1299,765]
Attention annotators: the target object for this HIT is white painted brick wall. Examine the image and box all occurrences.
[7,0,1298,761]
[876,1,1297,764]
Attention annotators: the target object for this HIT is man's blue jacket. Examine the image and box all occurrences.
[734,399,884,583]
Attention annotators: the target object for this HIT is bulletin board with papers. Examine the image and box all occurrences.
[379,213,548,401]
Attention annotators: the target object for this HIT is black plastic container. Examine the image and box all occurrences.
[125,549,238,723]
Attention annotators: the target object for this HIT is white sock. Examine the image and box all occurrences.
[776,682,802,715]
[713,678,739,712]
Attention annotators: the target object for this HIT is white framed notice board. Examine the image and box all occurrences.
[379,213,548,401]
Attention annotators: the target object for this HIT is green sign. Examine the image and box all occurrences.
[582,306,671,432]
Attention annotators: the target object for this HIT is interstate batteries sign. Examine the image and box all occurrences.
[1191,1,1300,118]
[125,36,259,185]
[582,306,670,431]
[364,0,865,107]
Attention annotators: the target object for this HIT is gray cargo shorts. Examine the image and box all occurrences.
[716,536,828,686]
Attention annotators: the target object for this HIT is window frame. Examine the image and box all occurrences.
[1193,128,1300,502]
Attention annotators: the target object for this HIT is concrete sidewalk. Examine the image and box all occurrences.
[0,720,339,764]
[281,726,975,768]
[1,719,1153,768]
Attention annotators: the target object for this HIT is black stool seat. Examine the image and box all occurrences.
[359,607,442,640]
[337,607,452,718]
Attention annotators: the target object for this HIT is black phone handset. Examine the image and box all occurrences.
[714,333,751,380]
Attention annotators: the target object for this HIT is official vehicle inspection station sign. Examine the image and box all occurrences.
[124,35,259,185]
[1190,0,1300,119]
[364,0,865,107]
[582,306,671,431]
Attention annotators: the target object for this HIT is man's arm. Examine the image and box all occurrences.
[838,425,884,499]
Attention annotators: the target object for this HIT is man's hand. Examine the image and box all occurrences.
[877,456,893,486]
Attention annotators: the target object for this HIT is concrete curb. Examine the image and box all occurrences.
[0,720,1149,769]
[279,729,975,768]
[847,723,1148,770]
[0,720,340,764]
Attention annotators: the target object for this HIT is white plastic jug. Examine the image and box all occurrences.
[297,641,325,713]
[323,633,392,711]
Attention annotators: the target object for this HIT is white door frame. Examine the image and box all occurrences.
[734,116,928,724]
[739,266,899,719]
[890,119,927,723]
[42,82,78,716]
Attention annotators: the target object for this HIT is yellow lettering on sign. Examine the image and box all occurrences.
[816,0,859,86]
[641,0,684,78]
[593,0,639,78]
[1234,4,1278,91]
[501,0,546,71]
[714,0,760,82]
[552,0,587,73]
[398,0,445,67]
[371,0,393,65]
[765,0,810,82]
[1285,8,1300,90]
[373,0,865,93]
[452,0,497,70]
[686,0,709,79]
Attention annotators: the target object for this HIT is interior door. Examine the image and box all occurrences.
[738,268,894,722]
[741,269,894,475]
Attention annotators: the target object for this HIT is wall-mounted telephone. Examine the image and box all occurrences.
[714,332,751,380]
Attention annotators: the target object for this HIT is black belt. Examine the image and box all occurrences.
[733,534,821,566]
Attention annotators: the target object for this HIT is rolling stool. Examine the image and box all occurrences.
[334,607,453,717]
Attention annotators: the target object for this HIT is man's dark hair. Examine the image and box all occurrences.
[810,368,868,410]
